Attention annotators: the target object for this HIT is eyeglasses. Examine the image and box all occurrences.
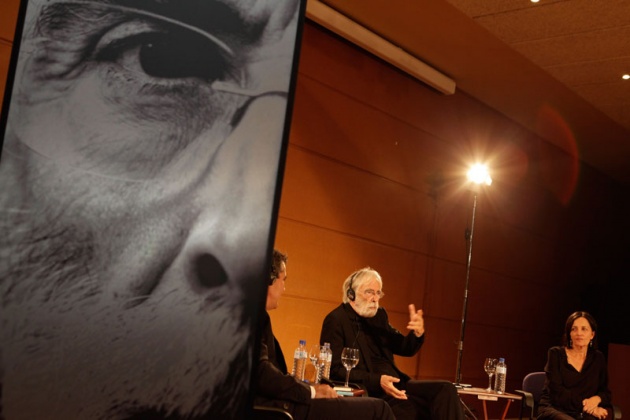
[363,289,385,299]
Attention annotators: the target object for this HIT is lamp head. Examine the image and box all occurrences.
[466,164,492,186]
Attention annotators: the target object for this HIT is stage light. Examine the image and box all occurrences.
[467,163,493,186]
[456,163,492,388]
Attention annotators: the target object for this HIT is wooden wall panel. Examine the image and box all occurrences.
[275,218,426,307]
[422,259,466,321]
[274,218,430,328]
[0,0,20,107]
[475,214,557,280]
[296,24,497,147]
[608,344,629,415]
[0,42,11,103]
[417,317,461,380]
[292,75,461,192]
[492,182,563,241]
[279,147,428,251]
[0,0,20,42]
[269,297,335,365]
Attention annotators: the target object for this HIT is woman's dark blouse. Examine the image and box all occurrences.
[539,346,612,414]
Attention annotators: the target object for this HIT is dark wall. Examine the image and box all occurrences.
[576,187,630,349]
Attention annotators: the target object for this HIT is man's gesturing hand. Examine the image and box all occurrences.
[380,375,407,399]
[407,304,425,337]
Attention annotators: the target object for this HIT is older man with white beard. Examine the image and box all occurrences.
[0,0,302,418]
[254,251,396,420]
[321,267,464,420]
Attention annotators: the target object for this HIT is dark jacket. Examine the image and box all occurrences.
[254,311,311,419]
[320,303,424,396]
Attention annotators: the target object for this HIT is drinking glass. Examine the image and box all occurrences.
[309,345,325,384]
[341,347,360,388]
[483,358,498,392]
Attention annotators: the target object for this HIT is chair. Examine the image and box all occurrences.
[514,371,546,420]
[252,405,294,420]
[514,371,622,420]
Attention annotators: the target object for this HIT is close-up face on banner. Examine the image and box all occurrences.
[0,0,304,418]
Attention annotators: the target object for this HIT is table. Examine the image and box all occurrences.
[456,387,522,420]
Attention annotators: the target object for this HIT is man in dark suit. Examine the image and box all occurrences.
[254,251,396,420]
[320,267,464,420]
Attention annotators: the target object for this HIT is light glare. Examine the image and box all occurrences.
[467,164,492,186]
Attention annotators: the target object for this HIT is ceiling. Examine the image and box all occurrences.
[314,0,630,185]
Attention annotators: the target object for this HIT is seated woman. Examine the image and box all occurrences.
[538,311,613,420]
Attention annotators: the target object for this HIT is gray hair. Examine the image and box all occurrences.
[342,267,382,303]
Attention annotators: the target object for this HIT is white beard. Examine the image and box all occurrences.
[352,299,378,318]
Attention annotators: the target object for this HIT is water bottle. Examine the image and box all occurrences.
[291,340,308,381]
[321,342,333,380]
[494,358,507,394]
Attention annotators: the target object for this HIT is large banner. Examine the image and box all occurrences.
[0,0,305,418]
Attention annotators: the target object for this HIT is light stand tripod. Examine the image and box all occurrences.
[455,190,478,386]
[454,164,491,420]
[455,191,479,420]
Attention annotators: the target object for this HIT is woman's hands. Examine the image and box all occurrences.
[583,396,606,419]
[589,407,608,419]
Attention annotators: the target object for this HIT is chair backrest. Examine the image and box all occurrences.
[252,406,294,420]
[522,371,546,403]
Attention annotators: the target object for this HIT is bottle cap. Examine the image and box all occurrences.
[499,357,505,362]
[299,339,306,345]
